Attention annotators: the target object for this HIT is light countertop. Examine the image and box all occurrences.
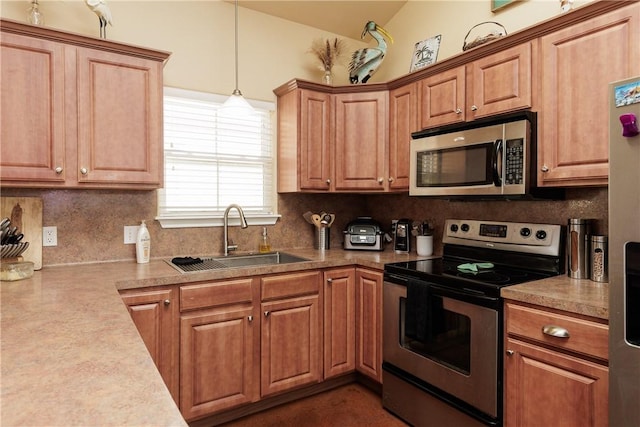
[1,248,607,426]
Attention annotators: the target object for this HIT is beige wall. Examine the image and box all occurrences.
[1,0,595,94]
[0,0,607,266]
[378,0,594,80]
[0,0,367,98]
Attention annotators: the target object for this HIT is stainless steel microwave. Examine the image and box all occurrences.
[409,111,554,198]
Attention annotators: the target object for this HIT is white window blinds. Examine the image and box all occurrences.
[157,88,276,228]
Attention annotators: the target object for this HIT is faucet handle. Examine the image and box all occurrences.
[227,239,238,252]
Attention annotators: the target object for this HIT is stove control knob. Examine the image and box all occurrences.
[461,223,470,232]
[520,227,531,237]
[450,224,459,233]
[535,230,547,240]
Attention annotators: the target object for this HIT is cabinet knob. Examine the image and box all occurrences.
[455,108,463,114]
[327,278,333,284]
[264,311,270,317]
[55,166,63,174]
[378,177,384,184]
[542,325,570,338]
[388,177,394,183]
[541,165,549,173]
[471,105,478,111]
[163,299,170,306]
[80,167,88,175]
[326,179,331,185]
[248,315,253,322]
[506,350,514,356]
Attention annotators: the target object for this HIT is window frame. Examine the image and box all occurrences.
[156,87,280,229]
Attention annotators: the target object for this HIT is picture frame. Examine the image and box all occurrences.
[492,0,517,12]
[410,34,441,73]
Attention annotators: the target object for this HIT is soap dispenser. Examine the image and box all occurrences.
[136,220,151,263]
[259,227,272,253]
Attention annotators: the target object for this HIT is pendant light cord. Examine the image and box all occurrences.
[233,0,241,96]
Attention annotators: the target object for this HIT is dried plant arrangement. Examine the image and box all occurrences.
[309,37,347,84]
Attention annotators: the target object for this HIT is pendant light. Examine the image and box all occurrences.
[219,0,254,117]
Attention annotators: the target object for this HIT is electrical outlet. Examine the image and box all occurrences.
[43,226,57,247]
[124,226,139,244]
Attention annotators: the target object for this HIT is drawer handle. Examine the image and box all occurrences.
[542,325,570,338]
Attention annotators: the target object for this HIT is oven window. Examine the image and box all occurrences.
[416,142,493,187]
[401,296,471,374]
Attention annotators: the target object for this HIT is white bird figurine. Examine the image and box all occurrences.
[349,21,394,84]
[85,0,113,39]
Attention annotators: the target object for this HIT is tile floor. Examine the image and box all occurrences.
[220,383,409,427]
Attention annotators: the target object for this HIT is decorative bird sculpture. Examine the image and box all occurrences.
[349,21,394,84]
[85,0,113,39]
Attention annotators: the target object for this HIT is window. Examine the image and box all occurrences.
[157,87,278,228]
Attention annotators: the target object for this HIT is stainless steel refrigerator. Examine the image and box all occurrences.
[609,76,640,426]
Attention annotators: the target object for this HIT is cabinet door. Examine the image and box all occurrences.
[505,337,609,427]
[389,83,418,190]
[468,43,532,119]
[419,66,466,129]
[0,33,67,184]
[300,90,332,190]
[334,91,388,191]
[538,4,640,187]
[323,267,356,379]
[180,305,257,420]
[355,268,383,383]
[76,47,163,187]
[261,294,322,397]
[121,288,179,402]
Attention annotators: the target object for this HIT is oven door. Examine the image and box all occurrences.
[383,278,499,418]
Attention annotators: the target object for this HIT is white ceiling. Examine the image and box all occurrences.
[236,1,408,40]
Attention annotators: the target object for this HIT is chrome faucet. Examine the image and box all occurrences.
[223,204,248,256]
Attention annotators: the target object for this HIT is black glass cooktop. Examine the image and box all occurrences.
[384,257,556,296]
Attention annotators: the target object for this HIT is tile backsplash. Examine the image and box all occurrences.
[1,187,607,266]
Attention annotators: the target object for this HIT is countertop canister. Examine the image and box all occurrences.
[568,218,590,279]
[589,235,608,282]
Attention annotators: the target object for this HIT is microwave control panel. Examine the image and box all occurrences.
[505,138,524,185]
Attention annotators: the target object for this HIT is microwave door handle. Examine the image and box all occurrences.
[492,139,503,187]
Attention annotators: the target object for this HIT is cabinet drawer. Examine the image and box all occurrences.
[505,302,608,361]
[180,278,254,311]
[261,271,321,301]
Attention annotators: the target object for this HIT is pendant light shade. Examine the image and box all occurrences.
[219,0,254,117]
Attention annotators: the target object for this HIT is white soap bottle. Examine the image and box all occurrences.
[136,220,151,264]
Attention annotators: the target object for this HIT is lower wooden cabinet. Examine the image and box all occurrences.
[504,301,609,427]
[178,278,259,421]
[122,266,384,422]
[355,268,383,382]
[120,287,179,402]
[323,267,356,379]
[260,271,323,397]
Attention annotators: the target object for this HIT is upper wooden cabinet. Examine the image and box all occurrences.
[334,91,389,191]
[537,3,640,187]
[388,83,418,190]
[275,81,397,193]
[0,19,170,189]
[418,43,533,129]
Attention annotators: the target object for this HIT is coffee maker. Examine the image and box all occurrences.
[394,219,411,254]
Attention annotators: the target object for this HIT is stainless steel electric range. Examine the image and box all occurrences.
[382,219,564,427]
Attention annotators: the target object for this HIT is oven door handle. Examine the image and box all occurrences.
[386,274,500,305]
[428,283,500,304]
[492,139,503,187]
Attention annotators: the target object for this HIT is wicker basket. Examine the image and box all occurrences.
[462,21,507,51]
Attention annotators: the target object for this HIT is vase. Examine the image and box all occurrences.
[27,0,44,26]
[323,70,333,85]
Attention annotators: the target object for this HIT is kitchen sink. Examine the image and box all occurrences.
[168,252,310,273]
